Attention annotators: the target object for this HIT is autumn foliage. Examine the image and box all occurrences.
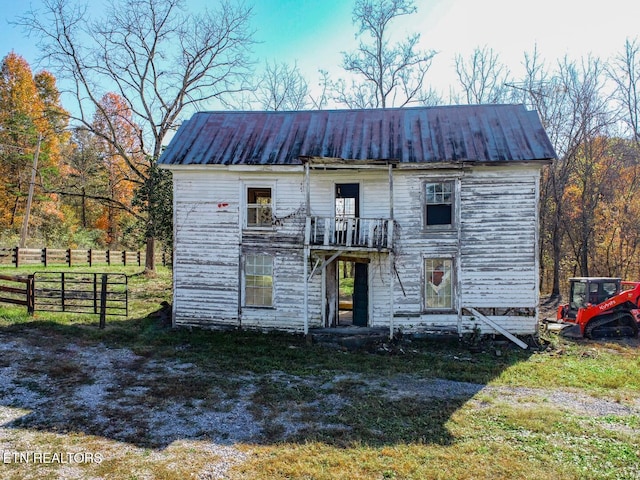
[0,54,143,248]
[0,53,70,242]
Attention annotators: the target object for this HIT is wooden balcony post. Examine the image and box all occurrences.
[323,217,331,246]
[367,220,375,248]
[304,216,311,246]
[387,220,395,249]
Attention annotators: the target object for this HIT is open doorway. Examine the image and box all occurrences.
[335,183,359,219]
[335,259,368,327]
[338,260,354,325]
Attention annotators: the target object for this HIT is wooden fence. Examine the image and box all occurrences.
[0,247,171,268]
[0,272,127,326]
[0,274,35,314]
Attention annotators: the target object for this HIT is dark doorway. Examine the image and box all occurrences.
[335,183,360,218]
[352,263,368,327]
[337,260,353,326]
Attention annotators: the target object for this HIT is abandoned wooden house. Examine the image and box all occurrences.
[158,104,556,340]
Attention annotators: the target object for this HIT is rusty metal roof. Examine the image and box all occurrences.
[158,105,556,166]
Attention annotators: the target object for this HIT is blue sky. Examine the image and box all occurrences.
[2,0,640,100]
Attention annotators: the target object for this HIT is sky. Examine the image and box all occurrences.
[1,0,640,104]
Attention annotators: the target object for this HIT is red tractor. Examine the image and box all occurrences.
[554,277,640,339]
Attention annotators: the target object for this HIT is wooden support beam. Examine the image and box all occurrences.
[464,307,528,350]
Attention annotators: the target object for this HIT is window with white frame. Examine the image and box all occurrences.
[245,254,273,307]
[246,187,272,227]
[424,258,453,310]
[424,181,454,227]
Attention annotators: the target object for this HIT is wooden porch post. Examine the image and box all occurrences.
[304,161,311,335]
[389,162,395,338]
[305,162,310,216]
[304,245,309,335]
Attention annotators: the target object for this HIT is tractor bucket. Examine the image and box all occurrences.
[558,323,583,339]
[544,320,583,338]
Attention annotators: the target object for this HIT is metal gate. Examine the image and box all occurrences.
[33,272,128,318]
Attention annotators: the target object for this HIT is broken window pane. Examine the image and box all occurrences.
[247,188,272,227]
[425,258,453,309]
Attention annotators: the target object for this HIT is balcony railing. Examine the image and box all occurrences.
[305,216,394,250]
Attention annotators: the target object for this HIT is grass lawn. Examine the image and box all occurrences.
[0,264,639,479]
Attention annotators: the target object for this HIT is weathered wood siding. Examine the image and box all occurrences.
[459,170,539,303]
[170,164,542,335]
[459,167,540,334]
[172,170,241,327]
[390,166,540,334]
[240,248,323,331]
[172,167,322,330]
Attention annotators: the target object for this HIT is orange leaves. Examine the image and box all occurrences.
[0,53,41,124]
[561,136,640,278]
[0,53,70,238]
[89,93,145,246]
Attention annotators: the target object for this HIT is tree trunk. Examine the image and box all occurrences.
[550,216,562,298]
[145,236,155,272]
[81,186,87,228]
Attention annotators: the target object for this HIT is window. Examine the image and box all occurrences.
[247,187,272,227]
[425,181,453,227]
[245,254,273,307]
[425,258,453,310]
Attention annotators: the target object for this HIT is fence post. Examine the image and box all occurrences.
[137,251,141,266]
[99,274,107,329]
[106,250,111,266]
[88,249,92,267]
[13,246,19,268]
[122,250,127,266]
[66,248,71,267]
[93,273,98,314]
[61,272,66,312]
[27,274,35,315]
[42,248,47,267]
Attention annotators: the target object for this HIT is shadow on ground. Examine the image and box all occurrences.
[0,315,532,450]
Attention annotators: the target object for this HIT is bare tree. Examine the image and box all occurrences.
[255,61,310,111]
[17,0,255,270]
[608,37,640,143]
[453,46,513,104]
[335,0,437,108]
[556,57,613,278]
[510,50,614,296]
[310,69,331,110]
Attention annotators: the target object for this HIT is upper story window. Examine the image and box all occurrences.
[247,187,272,228]
[425,181,454,228]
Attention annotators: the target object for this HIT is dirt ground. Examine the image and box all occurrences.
[1,324,639,479]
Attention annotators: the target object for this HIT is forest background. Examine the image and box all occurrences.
[1,0,639,293]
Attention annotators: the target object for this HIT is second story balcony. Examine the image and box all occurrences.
[305,216,394,251]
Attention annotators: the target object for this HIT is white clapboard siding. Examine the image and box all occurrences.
[460,168,540,308]
[241,248,323,331]
[172,171,241,328]
[366,254,392,327]
[169,164,542,335]
[309,170,391,218]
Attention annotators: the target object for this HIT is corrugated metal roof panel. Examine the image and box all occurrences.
[158,104,557,166]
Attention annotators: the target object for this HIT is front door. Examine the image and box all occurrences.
[353,262,368,327]
[335,183,359,218]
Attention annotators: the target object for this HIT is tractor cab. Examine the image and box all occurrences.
[566,277,621,319]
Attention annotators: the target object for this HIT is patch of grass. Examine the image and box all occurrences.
[494,340,640,396]
[2,266,640,479]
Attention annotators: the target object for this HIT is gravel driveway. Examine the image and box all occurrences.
[1,329,639,479]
